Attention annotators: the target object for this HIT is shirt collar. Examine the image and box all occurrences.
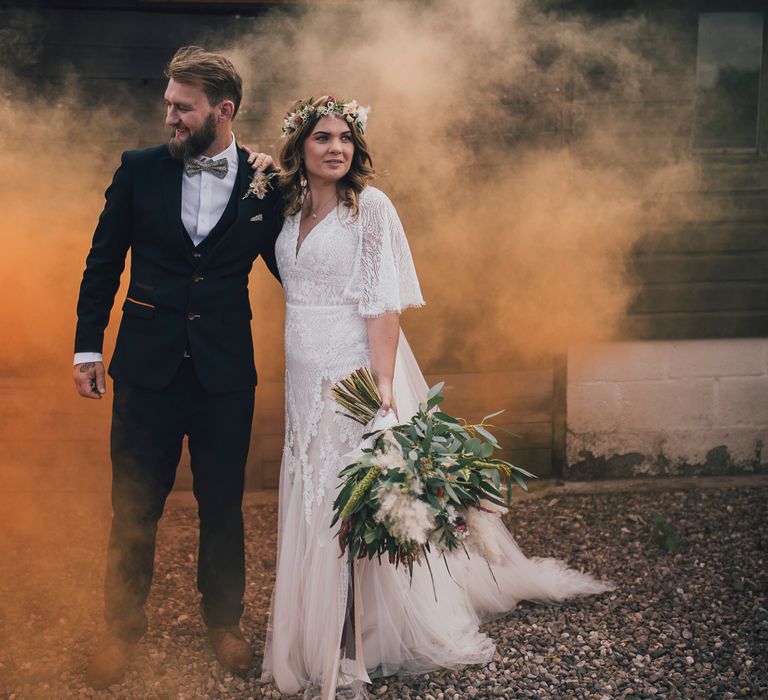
[204,133,238,166]
[224,133,239,167]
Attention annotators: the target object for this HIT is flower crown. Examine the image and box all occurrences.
[281,97,371,138]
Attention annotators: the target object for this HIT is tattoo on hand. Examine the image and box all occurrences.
[79,362,96,373]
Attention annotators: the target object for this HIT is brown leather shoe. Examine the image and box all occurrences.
[208,625,253,674]
[85,634,136,689]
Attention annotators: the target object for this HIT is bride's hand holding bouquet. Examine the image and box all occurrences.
[330,367,537,582]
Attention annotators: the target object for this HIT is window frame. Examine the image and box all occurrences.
[692,10,767,157]
[758,14,768,155]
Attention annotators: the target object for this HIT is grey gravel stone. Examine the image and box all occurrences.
[1,484,767,699]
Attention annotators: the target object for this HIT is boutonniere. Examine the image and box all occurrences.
[243,170,277,200]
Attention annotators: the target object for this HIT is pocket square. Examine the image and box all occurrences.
[250,214,263,222]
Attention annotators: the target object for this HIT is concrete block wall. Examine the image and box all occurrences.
[566,339,768,477]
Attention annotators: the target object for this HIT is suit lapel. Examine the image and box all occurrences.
[160,152,192,261]
[235,147,251,216]
[195,148,252,271]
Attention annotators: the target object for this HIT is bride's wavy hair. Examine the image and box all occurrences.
[278,95,375,218]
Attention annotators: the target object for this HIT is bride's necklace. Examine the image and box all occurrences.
[306,191,338,220]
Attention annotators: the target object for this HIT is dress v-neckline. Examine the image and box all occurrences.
[294,208,336,261]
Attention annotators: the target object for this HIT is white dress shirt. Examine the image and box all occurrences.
[181,134,239,246]
[74,135,240,365]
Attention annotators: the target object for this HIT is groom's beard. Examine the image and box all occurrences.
[168,112,217,162]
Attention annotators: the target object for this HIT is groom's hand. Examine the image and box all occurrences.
[73,361,107,399]
[242,145,282,174]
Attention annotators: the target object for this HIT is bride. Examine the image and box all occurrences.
[256,96,615,699]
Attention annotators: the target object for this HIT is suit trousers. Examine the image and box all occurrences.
[104,357,255,642]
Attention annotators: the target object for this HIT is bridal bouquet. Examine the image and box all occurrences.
[330,368,536,577]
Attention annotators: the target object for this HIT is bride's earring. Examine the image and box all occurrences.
[299,161,308,202]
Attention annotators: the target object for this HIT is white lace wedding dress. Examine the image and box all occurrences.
[260,187,616,699]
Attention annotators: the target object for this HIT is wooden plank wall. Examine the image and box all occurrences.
[540,1,768,342]
[612,5,768,340]
[626,158,768,339]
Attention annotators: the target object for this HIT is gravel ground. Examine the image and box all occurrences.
[1,481,766,699]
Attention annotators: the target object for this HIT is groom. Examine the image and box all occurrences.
[73,46,282,688]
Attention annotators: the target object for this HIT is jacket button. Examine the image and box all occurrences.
[192,252,202,258]
[193,274,204,282]
[187,312,200,321]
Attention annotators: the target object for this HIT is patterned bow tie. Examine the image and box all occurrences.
[184,157,229,179]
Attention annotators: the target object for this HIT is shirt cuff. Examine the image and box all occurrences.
[74,352,103,365]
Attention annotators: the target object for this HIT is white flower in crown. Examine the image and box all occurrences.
[283,113,298,133]
[317,100,337,116]
[345,102,370,132]
[281,104,314,138]
[281,97,371,138]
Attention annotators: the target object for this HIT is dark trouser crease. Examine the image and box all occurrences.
[104,358,254,642]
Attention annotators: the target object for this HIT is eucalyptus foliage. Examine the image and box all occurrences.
[331,369,537,579]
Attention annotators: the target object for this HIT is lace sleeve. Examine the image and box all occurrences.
[343,188,425,318]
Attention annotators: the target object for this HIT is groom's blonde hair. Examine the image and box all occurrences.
[165,46,243,118]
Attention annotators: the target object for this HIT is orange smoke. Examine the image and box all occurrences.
[0,0,697,693]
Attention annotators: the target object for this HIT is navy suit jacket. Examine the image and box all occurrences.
[74,143,283,392]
